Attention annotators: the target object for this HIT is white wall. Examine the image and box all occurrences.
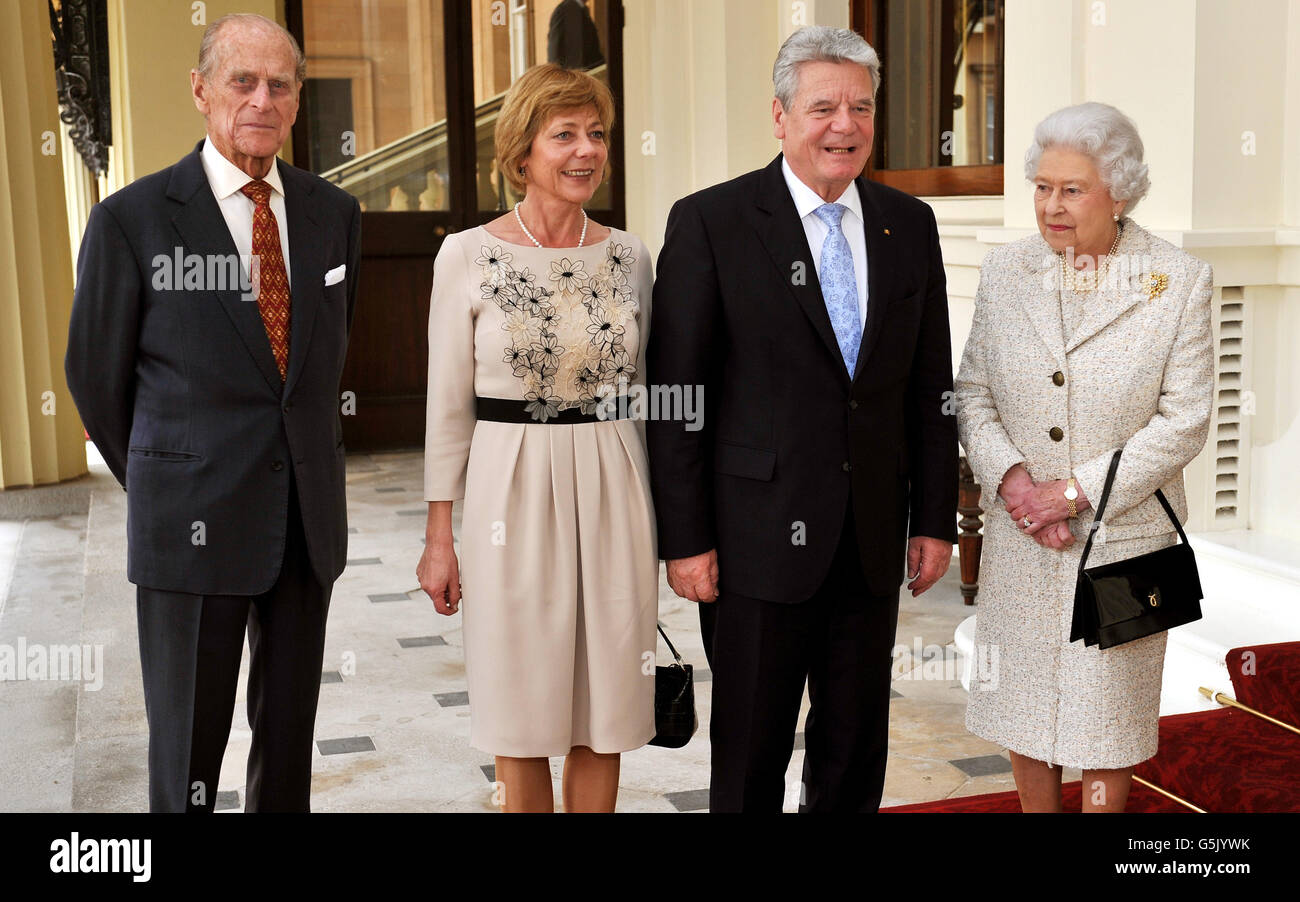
[624,0,851,254]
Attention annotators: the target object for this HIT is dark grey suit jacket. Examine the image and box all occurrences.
[65,139,361,595]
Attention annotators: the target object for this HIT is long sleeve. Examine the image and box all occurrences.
[904,205,959,541]
[629,237,654,446]
[64,202,143,488]
[1071,262,1214,521]
[631,237,654,388]
[344,195,362,336]
[954,258,1026,498]
[423,236,478,502]
[645,198,722,560]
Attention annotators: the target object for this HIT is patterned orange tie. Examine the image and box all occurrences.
[241,179,291,380]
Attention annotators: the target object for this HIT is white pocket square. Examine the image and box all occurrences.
[324,264,346,286]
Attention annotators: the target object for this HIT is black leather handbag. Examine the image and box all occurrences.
[1070,449,1204,649]
[648,623,697,748]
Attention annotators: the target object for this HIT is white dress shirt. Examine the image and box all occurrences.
[200,136,292,288]
[782,157,868,328]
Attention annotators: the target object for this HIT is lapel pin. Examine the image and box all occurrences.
[883,228,891,236]
[1139,272,1169,300]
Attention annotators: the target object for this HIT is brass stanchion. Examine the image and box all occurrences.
[1199,686,1300,737]
[1131,775,1206,813]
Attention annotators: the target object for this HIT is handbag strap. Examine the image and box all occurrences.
[1077,448,1190,573]
[656,622,684,665]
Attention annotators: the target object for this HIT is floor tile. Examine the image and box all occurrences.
[317,736,376,755]
[950,754,1013,777]
[398,636,447,648]
[664,789,709,812]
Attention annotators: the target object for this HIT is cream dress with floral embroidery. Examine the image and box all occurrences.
[424,225,658,757]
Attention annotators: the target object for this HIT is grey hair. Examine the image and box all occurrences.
[772,26,881,111]
[1024,102,1151,218]
[198,13,307,85]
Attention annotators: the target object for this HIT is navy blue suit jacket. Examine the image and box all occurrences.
[646,154,958,601]
[65,140,361,594]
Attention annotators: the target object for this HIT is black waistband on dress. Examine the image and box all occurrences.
[474,396,631,424]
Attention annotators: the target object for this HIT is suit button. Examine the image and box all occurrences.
[1052,371,1065,386]
[271,460,284,471]
[842,461,852,472]
[849,399,859,410]
[1049,427,1064,442]
[283,403,292,413]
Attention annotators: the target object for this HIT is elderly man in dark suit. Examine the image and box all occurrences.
[647,26,958,812]
[64,13,360,812]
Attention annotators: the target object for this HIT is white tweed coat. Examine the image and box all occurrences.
[955,219,1214,769]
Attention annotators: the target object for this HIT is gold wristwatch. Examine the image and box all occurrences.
[1064,476,1079,518]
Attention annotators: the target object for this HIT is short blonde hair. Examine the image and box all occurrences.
[495,64,615,196]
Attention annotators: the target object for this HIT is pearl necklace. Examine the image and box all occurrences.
[1059,222,1123,293]
[514,201,587,249]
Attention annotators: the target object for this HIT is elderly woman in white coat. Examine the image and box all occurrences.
[955,102,1214,812]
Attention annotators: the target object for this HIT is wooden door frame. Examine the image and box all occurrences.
[851,0,1004,196]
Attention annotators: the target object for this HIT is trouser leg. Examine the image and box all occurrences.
[705,591,819,812]
[244,481,331,812]
[136,587,248,813]
[800,510,901,813]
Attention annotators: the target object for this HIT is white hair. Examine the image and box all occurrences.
[198,13,307,85]
[1024,102,1151,218]
[772,26,881,111]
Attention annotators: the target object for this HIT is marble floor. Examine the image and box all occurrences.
[0,448,1076,812]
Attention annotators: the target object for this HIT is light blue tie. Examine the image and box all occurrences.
[813,203,862,375]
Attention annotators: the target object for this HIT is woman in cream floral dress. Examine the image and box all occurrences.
[417,64,658,813]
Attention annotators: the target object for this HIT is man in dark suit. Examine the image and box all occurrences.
[646,26,958,812]
[547,0,605,71]
[64,14,360,812]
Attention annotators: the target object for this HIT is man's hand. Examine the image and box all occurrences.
[906,536,952,597]
[666,549,719,603]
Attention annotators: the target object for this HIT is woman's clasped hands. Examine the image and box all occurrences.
[997,464,1089,551]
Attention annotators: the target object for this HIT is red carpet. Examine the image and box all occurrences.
[883,642,1300,813]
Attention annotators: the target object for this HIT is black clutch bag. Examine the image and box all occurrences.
[648,623,697,749]
[1070,449,1203,649]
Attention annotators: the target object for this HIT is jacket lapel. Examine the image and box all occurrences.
[750,155,848,383]
[1015,237,1068,371]
[167,141,284,393]
[851,179,895,382]
[1063,220,1149,354]
[280,161,322,398]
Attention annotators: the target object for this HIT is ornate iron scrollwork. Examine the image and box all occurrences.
[49,0,112,177]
